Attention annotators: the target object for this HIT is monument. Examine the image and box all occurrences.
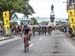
[50,4,55,22]
[48,4,56,26]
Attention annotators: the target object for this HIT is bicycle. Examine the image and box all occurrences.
[24,35,29,53]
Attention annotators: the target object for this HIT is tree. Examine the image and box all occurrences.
[31,17,38,25]
[23,3,35,18]
[0,0,35,21]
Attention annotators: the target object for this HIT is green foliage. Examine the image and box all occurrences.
[0,0,35,21]
[10,22,17,26]
[31,17,38,25]
[56,21,65,24]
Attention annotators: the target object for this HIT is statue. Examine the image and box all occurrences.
[50,4,55,22]
[51,4,54,11]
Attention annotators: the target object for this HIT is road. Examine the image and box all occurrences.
[0,30,75,56]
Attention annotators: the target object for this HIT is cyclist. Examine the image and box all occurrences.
[23,25,30,53]
[48,26,52,35]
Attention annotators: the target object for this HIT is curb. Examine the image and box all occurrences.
[65,32,75,40]
[65,32,71,37]
[0,37,14,41]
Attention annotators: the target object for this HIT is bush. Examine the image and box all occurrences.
[10,22,17,26]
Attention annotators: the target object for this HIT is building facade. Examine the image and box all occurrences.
[67,0,75,32]
[10,13,31,25]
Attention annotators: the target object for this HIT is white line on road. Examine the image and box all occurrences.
[29,43,34,48]
[52,35,64,36]
[29,41,31,44]
[43,54,75,55]
[39,37,43,40]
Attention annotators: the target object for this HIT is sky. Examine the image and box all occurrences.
[29,0,68,19]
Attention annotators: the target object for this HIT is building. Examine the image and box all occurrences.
[10,13,31,25]
[67,0,75,32]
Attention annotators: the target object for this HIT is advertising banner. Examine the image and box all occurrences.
[3,11,10,35]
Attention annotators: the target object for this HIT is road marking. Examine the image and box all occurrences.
[39,37,43,40]
[52,35,64,36]
[29,41,31,44]
[43,54,75,55]
[29,43,34,48]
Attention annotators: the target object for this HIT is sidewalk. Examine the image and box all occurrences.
[0,36,21,46]
[65,32,75,39]
[61,31,75,47]
[0,33,20,41]
[0,36,14,41]
[65,32,71,37]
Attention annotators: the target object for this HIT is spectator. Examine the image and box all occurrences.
[0,25,3,36]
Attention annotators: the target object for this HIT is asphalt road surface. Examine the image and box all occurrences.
[0,30,75,56]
